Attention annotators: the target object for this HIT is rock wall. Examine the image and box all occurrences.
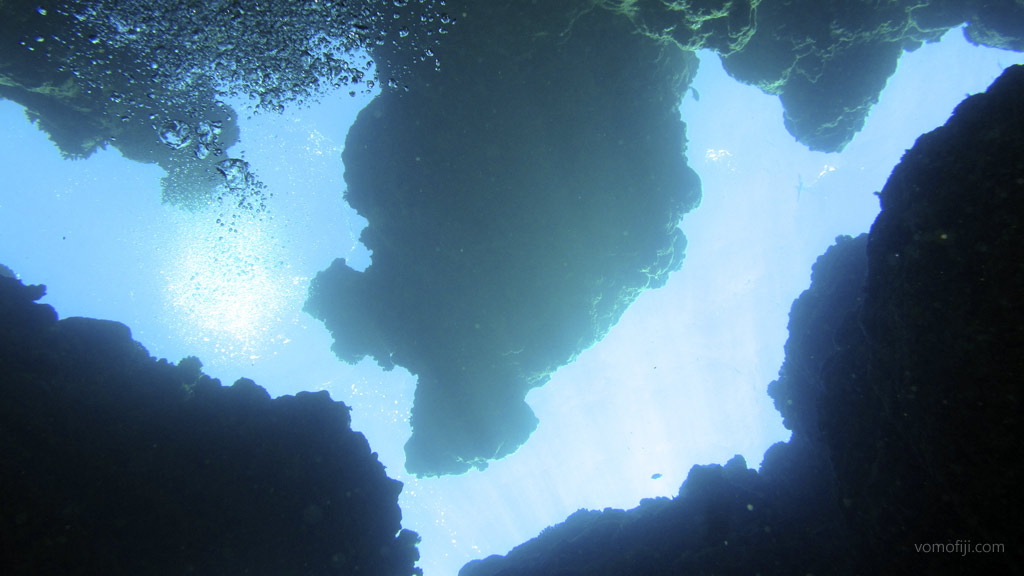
[0,277,422,576]
[459,64,1024,575]
[821,61,1024,574]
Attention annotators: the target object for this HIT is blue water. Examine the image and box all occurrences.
[0,26,1019,576]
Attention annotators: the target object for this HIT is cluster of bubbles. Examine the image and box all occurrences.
[10,0,454,360]
[213,157,270,232]
[159,119,224,160]
[163,203,304,359]
[14,0,453,207]
[52,0,454,111]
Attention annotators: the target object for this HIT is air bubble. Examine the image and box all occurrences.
[217,158,255,191]
[158,120,192,149]
[194,120,220,143]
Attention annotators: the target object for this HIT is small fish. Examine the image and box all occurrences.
[651,473,662,480]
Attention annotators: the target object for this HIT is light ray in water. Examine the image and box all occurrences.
[162,201,305,360]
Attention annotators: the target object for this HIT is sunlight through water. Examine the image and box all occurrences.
[162,205,305,359]
[1,21,1022,576]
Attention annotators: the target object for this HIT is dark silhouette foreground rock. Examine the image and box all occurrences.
[0,277,422,576]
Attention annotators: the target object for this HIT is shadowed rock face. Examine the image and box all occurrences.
[458,64,1024,575]
[821,63,1024,573]
[0,276,423,576]
[307,3,702,477]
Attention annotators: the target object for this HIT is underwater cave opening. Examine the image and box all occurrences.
[0,25,1020,576]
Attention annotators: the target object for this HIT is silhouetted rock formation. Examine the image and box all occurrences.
[458,64,1024,575]
[821,62,1024,575]
[309,0,1024,477]
[306,3,702,477]
[0,277,422,576]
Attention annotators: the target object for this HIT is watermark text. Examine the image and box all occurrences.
[914,540,1004,556]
